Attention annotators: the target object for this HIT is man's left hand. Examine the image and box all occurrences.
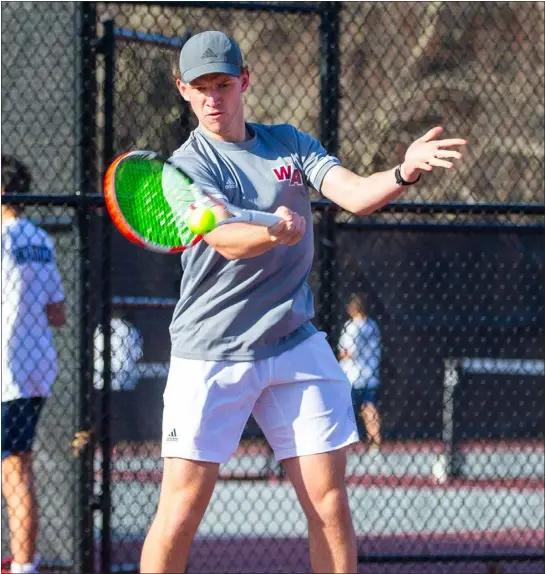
[401,126,467,182]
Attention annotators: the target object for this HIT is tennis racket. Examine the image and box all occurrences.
[104,150,281,253]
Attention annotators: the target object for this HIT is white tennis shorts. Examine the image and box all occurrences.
[161,332,359,462]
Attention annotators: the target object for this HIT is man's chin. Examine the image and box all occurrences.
[202,120,229,138]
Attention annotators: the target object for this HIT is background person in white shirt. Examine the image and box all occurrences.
[1,155,66,574]
[338,294,382,449]
[93,310,144,392]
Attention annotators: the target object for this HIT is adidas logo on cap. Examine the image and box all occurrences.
[166,429,178,442]
[201,48,218,59]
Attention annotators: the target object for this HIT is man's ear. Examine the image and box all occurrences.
[240,69,250,93]
[176,79,190,102]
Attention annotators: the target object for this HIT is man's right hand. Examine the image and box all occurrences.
[267,206,306,246]
[204,205,306,259]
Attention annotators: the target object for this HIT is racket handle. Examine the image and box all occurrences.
[217,209,282,228]
[244,211,282,227]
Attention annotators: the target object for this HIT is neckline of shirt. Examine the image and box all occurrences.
[196,123,258,151]
[2,217,25,229]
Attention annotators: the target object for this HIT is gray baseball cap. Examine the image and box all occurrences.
[179,31,243,83]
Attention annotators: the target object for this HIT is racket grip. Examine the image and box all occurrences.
[245,211,282,227]
[217,209,282,228]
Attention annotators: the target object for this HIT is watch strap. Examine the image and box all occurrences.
[395,165,421,186]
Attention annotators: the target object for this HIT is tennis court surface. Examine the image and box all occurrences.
[92,439,544,573]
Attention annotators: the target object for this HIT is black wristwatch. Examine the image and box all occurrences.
[395,165,421,186]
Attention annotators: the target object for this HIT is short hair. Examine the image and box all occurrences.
[1,154,32,195]
[348,293,367,314]
[170,49,182,82]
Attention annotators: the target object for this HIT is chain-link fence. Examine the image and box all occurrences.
[1,2,83,571]
[1,2,544,573]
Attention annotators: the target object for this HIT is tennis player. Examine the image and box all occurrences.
[141,31,467,574]
[2,155,66,574]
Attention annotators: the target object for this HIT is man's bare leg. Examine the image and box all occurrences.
[283,449,357,574]
[140,458,219,574]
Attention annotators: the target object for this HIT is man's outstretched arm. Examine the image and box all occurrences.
[321,126,467,215]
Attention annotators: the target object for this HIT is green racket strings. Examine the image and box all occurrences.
[115,157,197,247]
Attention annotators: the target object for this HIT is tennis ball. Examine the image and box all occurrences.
[187,206,216,235]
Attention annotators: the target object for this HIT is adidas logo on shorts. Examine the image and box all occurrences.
[166,429,178,442]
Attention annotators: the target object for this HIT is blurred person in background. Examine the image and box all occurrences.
[1,155,66,574]
[338,294,382,452]
[93,309,144,392]
[140,31,466,574]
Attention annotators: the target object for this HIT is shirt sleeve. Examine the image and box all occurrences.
[292,127,341,193]
[39,239,65,304]
[169,149,228,203]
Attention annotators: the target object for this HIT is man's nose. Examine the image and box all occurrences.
[205,90,221,104]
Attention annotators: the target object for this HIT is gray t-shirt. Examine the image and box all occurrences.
[169,122,340,361]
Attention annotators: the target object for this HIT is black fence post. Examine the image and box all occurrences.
[318,3,340,342]
[76,3,97,574]
[97,18,116,574]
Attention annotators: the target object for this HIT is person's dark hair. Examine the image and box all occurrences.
[1,154,32,195]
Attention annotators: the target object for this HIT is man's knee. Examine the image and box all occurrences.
[307,485,352,529]
[155,459,218,535]
[2,453,34,491]
[152,489,207,545]
[163,501,201,532]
